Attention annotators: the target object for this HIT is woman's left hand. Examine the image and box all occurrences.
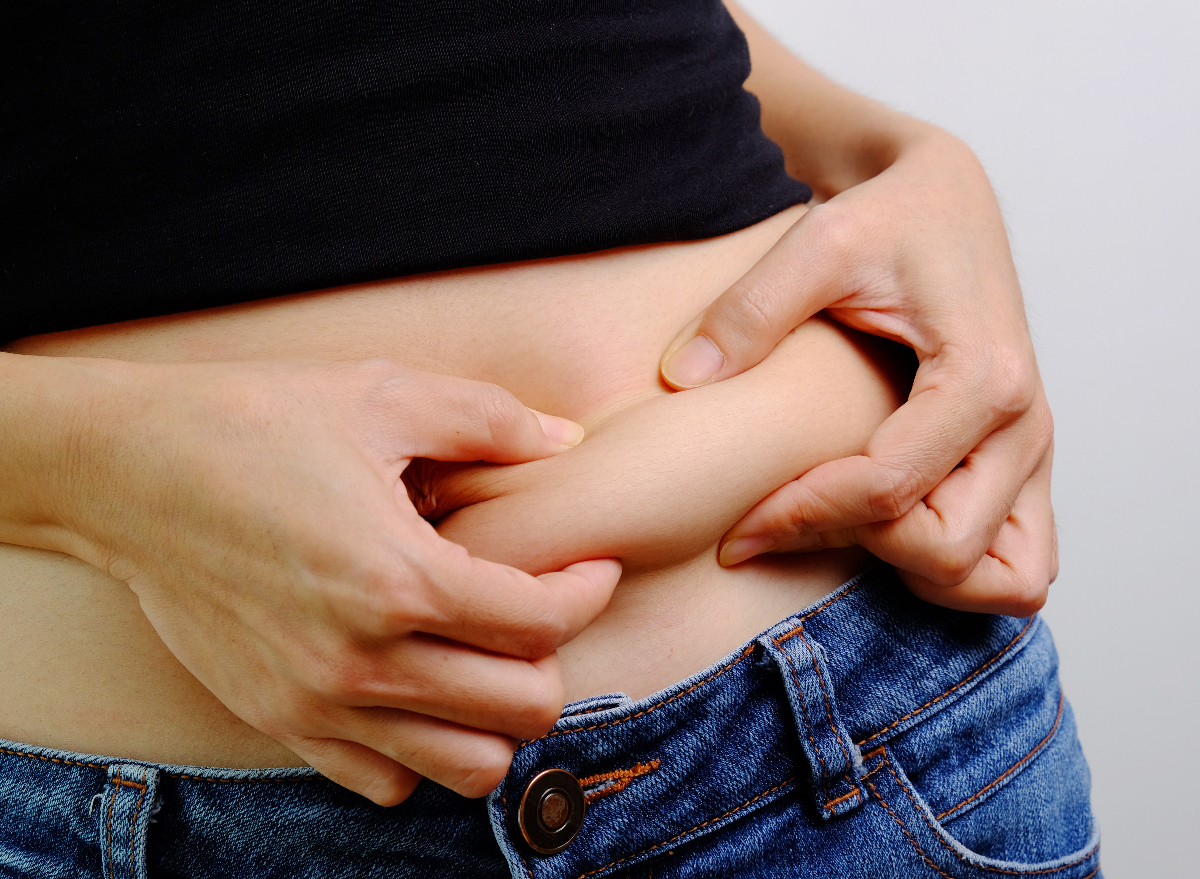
[659,128,1056,617]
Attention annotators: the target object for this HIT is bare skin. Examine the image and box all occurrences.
[674,5,1056,613]
[0,3,1050,806]
[0,204,904,786]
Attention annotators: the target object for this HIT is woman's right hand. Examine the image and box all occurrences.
[0,353,619,805]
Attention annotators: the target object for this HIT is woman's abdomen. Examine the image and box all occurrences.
[0,204,908,766]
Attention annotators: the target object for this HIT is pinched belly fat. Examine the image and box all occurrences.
[0,204,911,767]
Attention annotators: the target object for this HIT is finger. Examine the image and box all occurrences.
[846,417,1044,585]
[388,369,584,463]
[281,734,423,806]
[660,206,851,388]
[724,352,1021,553]
[723,418,1055,615]
[899,445,1055,616]
[335,636,567,741]
[326,708,519,800]
[416,553,622,660]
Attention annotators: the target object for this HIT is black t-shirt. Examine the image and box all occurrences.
[2,0,810,343]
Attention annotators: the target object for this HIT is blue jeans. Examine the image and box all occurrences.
[0,565,1100,878]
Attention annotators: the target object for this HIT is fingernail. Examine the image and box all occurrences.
[662,335,724,389]
[719,536,774,567]
[532,410,586,448]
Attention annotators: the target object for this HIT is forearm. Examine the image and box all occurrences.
[727,1,974,199]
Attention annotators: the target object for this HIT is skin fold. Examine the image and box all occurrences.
[0,205,904,801]
[0,3,1050,803]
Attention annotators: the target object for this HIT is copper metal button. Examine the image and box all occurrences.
[518,768,586,854]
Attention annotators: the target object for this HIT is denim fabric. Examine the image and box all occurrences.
[0,565,1100,878]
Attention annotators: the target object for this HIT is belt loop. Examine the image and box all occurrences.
[761,623,865,819]
[97,763,159,879]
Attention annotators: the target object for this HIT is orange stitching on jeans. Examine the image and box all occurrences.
[779,645,829,778]
[857,617,1036,747]
[129,770,147,878]
[773,623,805,645]
[798,575,867,623]
[0,744,105,769]
[106,767,119,879]
[499,784,535,879]
[879,754,1099,875]
[533,645,755,744]
[797,626,857,776]
[935,690,1065,821]
[524,569,871,752]
[862,772,956,879]
[575,777,793,879]
[580,760,661,804]
[771,578,868,649]
[111,778,146,791]
[776,625,863,809]
[862,763,888,782]
[823,783,863,810]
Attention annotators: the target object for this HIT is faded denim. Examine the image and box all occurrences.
[0,565,1099,878]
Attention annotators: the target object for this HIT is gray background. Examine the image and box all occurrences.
[741,1,1199,875]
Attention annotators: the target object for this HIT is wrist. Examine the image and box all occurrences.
[806,116,969,201]
[731,2,974,199]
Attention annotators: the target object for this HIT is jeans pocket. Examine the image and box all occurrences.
[862,736,1100,879]
[859,622,1101,878]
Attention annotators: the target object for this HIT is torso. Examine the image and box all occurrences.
[0,204,895,768]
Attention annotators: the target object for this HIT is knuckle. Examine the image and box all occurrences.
[723,278,787,346]
[305,658,353,701]
[540,612,576,653]
[360,355,399,374]
[358,571,425,638]
[868,462,925,521]
[509,596,574,659]
[1006,573,1050,616]
[383,547,449,624]
[1029,398,1055,452]
[515,622,565,661]
[357,357,407,391]
[475,384,525,440]
[928,536,983,588]
[239,699,289,739]
[455,741,516,799]
[513,671,566,738]
[366,774,416,808]
[306,651,371,702]
[802,203,861,264]
[984,347,1038,420]
[781,499,813,537]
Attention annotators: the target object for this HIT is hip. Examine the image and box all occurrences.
[0,566,1100,879]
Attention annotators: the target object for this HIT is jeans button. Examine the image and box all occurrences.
[518,768,586,854]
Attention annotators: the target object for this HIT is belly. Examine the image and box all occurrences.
[0,204,887,767]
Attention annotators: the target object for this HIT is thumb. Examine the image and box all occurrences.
[660,207,847,389]
[397,370,585,464]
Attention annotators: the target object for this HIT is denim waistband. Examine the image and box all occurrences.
[487,563,1084,879]
[0,564,1098,879]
